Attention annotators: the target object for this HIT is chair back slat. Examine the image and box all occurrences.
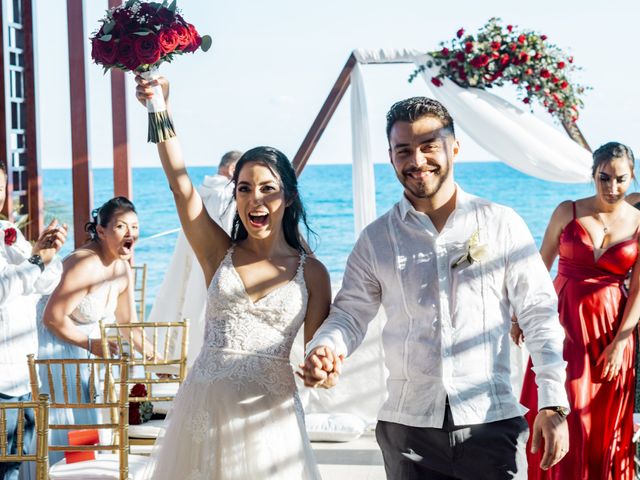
[132,264,147,321]
[0,393,49,479]
[27,354,131,480]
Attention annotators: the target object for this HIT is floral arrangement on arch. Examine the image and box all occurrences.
[410,18,588,124]
[90,0,212,143]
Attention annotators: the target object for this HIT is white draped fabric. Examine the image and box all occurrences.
[299,49,590,425]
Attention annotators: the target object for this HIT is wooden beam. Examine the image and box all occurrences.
[67,0,92,247]
[22,0,43,241]
[0,0,13,219]
[108,0,131,199]
[292,53,357,176]
[561,119,591,152]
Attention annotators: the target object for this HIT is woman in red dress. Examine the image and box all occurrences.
[515,142,640,479]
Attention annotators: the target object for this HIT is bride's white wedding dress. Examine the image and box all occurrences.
[143,246,321,480]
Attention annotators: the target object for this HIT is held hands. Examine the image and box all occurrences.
[297,346,344,389]
[32,220,67,265]
[135,75,170,108]
[597,338,627,381]
[531,409,569,470]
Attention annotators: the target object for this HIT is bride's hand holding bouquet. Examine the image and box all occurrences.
[90,0,211,143]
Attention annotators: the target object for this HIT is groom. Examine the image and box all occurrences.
[303,97,569,479]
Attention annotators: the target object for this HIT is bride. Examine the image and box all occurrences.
[136,76,334,479]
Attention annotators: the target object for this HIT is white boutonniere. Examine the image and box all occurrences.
[452,229,490,268]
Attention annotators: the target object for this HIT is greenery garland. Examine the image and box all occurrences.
[410,18,588,124]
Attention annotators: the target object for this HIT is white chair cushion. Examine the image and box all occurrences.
[49,453,149,480]
[152,400,173,415]
[129,418,165,439]
[305,413,367,442]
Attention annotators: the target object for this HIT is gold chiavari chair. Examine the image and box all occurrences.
[131,264,148,322]
[0,393,49,480]
[99,320,189,454]
[27,354,149,479]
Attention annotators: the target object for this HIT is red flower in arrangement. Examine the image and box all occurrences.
[117,37,140,71]
[134,33,162,65]
[172,22,192,51]
[3,227,17,246]
[158,27,180,54]
[411,17,588,125]
[182,24,202,53]
[91,36,118,65]
[130,383,148,398]
[129,406,142,425]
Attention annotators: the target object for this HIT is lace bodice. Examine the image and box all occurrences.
[69,280,119,326]
[187,247,308,394]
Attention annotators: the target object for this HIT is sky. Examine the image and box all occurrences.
[33,0,640,169]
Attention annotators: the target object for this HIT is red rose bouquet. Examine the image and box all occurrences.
[90,0,211,143]
[129,383,153,425]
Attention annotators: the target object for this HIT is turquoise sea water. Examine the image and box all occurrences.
[42,163,595,306]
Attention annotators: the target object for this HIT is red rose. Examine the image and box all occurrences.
[134,33,162,66]
[568,56,574,63]
[551,76,559,84]
[519,52,529,63]
[491,51,500,59]
[448,60,458,68]
[525,85,532,91]
[116,37,140,71]
[182,24,202,53]
[517,34,526,44]
[456,28,465,38]
[512,77,520,84]
[440,47,450,57]
[130,383,147,398]
[525,68,533,75]
[499,53,510,66]
[4,227,17,246]
[557,61,565,69]
[470,54,489,69]
[509,43,517,52]
[560,80,569,90]
[458,70,468,81]
[523,97,530,104]
[158,27,180,54]
[464,41,474,53]
[431,77,443,87]
[490,41,501,51]
[91,36,118,65]
[534,52,542,60]
[540,69,551,79]
[507,25,513,32]
[541,35,548,41]
[455,52,466,63]
[172,23,191,50]
[535,84,542,92]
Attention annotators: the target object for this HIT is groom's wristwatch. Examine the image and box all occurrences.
[541,406,569,418]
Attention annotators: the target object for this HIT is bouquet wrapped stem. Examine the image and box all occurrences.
[141,67,176,143]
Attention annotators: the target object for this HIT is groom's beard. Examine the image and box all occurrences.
[399,161,451,199]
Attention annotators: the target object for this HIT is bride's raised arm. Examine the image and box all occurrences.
[135,75,231,282]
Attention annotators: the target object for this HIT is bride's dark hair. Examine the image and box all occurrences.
[230,146,314,253]
[85,196,137,241]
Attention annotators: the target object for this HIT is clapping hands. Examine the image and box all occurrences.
[297,346,344,389]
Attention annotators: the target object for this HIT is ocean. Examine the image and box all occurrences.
[42,162,595,307]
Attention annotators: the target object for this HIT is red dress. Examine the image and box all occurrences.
[520,205,638,480]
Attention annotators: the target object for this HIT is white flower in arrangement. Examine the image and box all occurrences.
[452,229,490,268]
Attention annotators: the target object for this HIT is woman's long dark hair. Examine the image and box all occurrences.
[230,147,314,253]
[84,196,137,241]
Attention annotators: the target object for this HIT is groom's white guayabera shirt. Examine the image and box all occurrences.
[308,186,569,428]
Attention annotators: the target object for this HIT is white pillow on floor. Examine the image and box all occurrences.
[305,413,367,442]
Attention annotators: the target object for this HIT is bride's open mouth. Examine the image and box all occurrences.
[248,212,269,228]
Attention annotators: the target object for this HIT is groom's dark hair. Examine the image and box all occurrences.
[386,97,455,141]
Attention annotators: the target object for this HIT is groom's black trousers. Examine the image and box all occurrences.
[375,404,528,479]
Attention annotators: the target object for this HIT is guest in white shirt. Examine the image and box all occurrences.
[0,161,66,480]
[302,97,569,479]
